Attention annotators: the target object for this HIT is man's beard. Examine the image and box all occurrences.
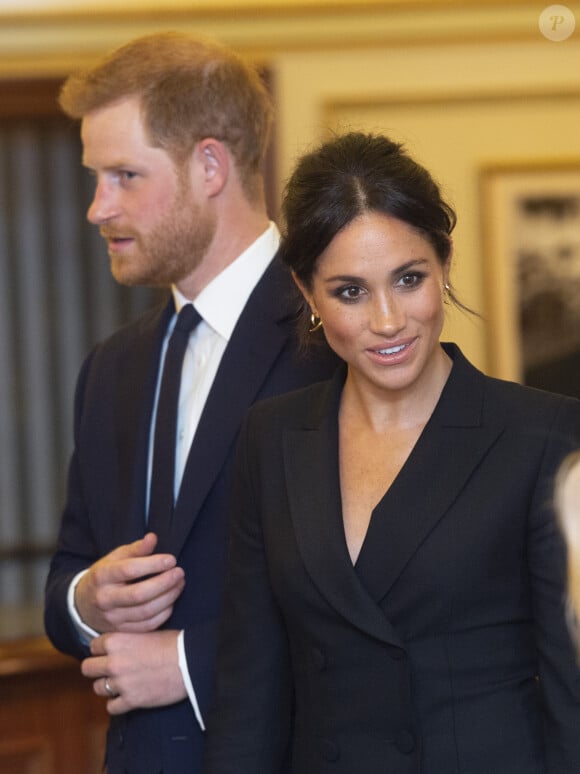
[108,190,216,289]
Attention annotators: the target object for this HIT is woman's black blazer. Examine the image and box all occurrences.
[204,344,580,774]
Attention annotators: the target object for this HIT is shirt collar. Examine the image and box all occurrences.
[172,221,280,341]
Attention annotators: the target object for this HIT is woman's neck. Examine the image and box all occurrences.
[339,345,453,434]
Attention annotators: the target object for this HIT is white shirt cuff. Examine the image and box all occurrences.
[67,569,100,644]
[177,629,205,731]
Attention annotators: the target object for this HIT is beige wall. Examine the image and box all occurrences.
[273,38,580,374]
[1,0,579,375]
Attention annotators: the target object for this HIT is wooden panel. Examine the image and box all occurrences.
[0,79,62,117]
[0,738,52,774]
[0,637,107,774]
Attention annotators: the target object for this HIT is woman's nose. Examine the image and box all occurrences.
[370,295,405,335]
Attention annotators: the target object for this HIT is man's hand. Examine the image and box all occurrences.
[82,629,187,714]
[75,533,185,633]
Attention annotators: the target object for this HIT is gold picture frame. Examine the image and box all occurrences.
[481,161,580,394]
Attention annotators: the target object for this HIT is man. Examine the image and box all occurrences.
[44,32,337,774]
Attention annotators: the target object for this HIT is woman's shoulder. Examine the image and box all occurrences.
[479,370,580,442]
[446,342,580,426]
[249,374,337,426]
[485,370,580,413]
[246,366,345,432]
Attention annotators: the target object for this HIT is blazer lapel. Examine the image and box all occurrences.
[169,259,296,554]
[355,344,505,603]
[284,370,405,649]
[113,298,173,546]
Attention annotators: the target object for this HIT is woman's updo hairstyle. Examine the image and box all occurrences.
[279,131,456,293]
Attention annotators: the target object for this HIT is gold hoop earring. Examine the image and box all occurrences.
[309,313,323,333]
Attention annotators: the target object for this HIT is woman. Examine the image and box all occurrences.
[203,132,580,773]
[555,450,580,657]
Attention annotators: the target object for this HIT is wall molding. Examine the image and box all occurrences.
[0,1,567,77]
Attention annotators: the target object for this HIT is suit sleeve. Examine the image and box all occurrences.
[203,414,293,774]
[528,396,580,771]
[44,349,99,661]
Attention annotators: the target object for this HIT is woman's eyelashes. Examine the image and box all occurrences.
[396,270,427,290]
[334,284,365,302]
[331,271,428,303]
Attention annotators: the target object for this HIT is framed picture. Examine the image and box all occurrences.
[480,162,580,399]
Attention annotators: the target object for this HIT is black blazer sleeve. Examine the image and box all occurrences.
[44,347,100,660]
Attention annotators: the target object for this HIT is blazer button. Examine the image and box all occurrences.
[320,738,340,761]
[311,647,326,671]
[395,730,416,754]
[390,646,405,661]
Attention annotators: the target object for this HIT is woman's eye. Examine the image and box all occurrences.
[397,272,425,289]
[338,285,363,301]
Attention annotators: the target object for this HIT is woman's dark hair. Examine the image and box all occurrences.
[279,131,457,293]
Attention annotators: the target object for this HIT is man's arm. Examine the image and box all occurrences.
[74,532,185,633]
[81,629,188,714]
[79,617,209,729]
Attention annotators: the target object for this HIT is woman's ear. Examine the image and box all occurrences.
[441,245,453,292]
[194,138,229,197]
[291,271,317,316]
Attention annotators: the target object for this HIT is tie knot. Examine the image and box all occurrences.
[175,304,201,334]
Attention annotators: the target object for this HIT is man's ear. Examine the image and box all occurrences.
[195,138,229,197]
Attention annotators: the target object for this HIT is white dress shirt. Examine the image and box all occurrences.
[68,222,280,730]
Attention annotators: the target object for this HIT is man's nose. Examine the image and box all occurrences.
[87,180,118,225]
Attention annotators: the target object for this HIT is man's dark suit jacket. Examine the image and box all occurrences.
[204,344,580,774]
[43,257,338,774]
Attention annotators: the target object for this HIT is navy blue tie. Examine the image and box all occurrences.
[148,304,201,548]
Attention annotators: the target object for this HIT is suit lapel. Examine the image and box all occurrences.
[284,370,405,648]
[284,346,504,646]
[355,345,504,603]
[113,299,173,546]
[169,259,296,554]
